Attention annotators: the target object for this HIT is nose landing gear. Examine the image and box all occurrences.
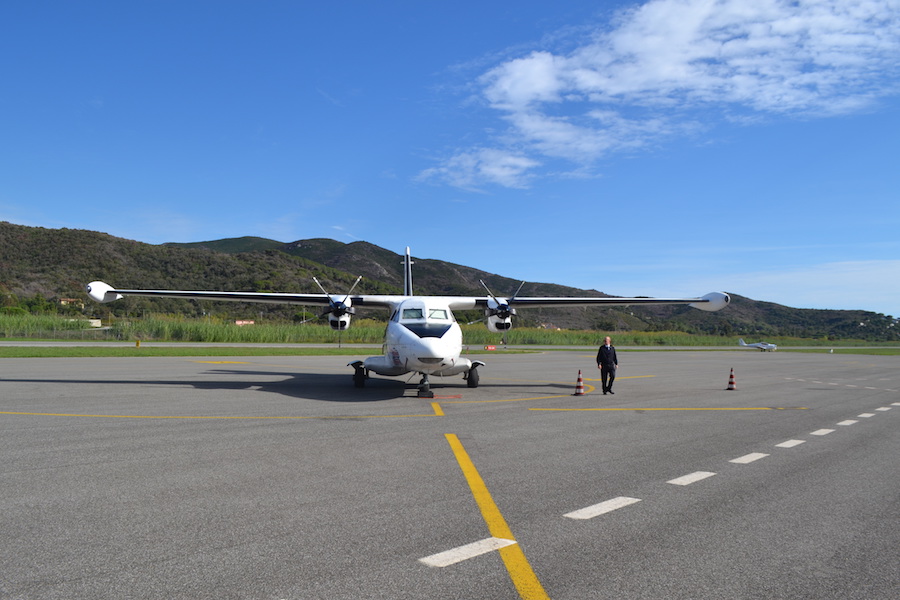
[417,374,434,398]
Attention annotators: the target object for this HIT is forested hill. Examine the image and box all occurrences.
[2,221,897,340]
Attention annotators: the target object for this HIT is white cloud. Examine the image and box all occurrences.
[417,147,540,190]
[428,0,900,189]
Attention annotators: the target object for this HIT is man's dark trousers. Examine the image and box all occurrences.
[597,345,617,393]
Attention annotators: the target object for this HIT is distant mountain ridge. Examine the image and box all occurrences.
[3,222,897,340]
[164,236,284,254]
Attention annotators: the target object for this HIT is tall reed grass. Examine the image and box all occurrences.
[0,313,95,338]
[0,312,878,347]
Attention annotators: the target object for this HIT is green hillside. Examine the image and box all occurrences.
[164,236,285,253]
[1,221,897,340]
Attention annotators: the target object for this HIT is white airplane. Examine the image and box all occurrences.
[86,247,730,397]
[739,338,777,352]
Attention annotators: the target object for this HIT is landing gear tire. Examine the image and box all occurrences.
[467,367,480,388]
[350,362,367,388]
[353,371,366,388]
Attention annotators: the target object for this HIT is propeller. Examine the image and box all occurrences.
[298,275,362,327]
[468,280,525,345]
[482,279,524,319]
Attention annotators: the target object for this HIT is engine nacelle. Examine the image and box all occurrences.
[328,314,352,330]
[486,314,512,333]
[86,281,123,303]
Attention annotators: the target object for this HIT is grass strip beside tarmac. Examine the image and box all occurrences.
[0,345,897,358]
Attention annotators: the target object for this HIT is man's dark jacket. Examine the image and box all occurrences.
[597,344,617,368]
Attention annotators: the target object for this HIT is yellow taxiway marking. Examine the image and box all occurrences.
[445,434,548,600]
[530,407,808,412]
[443,389,595,404]
[0,403,444,420]
[583,375,655,381]
[192,360,253,364]
[442,380,597,405]
[442,374,654,405]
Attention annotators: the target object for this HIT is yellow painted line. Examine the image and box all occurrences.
[445,434,549,600]
[530,407,809,412]
[584,375,655,381]
[431,402,445,416]
[0,411,439,420]
[192,360,252,364]
[443,388,595,404]
[443,380,597,405]
[442,374,653,405]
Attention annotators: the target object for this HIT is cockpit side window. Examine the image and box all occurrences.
[428,308,448,320]
[402,308,424,320]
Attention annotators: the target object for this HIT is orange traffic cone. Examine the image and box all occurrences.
[726,368,737,390]
[573,370,585,396]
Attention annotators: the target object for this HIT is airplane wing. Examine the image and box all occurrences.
[89,243,729,314]
[446,292,730,312]
[86,281,400,308]
[87,282,729,312]
[87,278,728,334]
[509,292,730,311]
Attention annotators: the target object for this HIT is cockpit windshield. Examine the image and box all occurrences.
[395,302,454,337]
[402,308,424,320]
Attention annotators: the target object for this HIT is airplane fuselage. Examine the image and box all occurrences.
[739,339,777,351]
[362,298,474,378]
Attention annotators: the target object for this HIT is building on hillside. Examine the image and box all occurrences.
[58,298,85,309]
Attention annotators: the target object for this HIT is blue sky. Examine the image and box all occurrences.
[3,1,899,316]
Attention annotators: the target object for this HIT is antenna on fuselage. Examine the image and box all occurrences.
[403,247,414,296]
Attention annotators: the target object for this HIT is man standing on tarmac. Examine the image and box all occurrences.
[596,336,618,395]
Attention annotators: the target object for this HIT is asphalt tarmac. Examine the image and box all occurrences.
[1,349,898,599]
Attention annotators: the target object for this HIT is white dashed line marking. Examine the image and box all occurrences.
[668,471,716,486]
[557,392,896,534]
[564,496,642,520]
[776,439,806,448]
[730,452,769,464]
[419,537,517,567]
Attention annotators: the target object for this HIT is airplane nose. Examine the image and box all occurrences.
[417,357,446,366]
[412,338,452,367]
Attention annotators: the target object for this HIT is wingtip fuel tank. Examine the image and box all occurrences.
[689,292,730,312]
[86,281,123,303]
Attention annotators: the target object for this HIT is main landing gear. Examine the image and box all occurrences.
[349,361,484,396]
[464,365,480,388]
[464,361,485,389]
[350,361,367,388]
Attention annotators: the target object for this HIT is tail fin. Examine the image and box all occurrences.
[739,339,747,346]
[403,247,414,296]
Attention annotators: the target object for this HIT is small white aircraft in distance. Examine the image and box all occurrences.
[739,338,777,352]
[87,247,730,397]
